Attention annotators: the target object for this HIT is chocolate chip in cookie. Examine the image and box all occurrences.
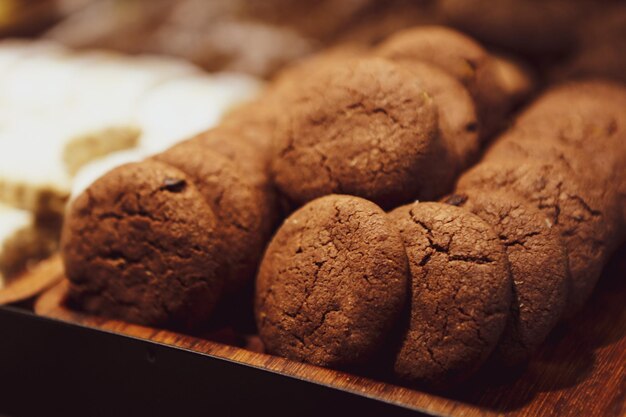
[62,160,225,329]
[154,143,269,293]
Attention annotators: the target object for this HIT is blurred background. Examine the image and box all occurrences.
[1,0,624,80]
[0,0,624,289]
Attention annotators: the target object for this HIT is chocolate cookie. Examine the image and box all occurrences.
[483,134,622,221]
[219,96,280,154]
[271,56,440,209]
[255,194,409,368]
[180,126,272,194]
[153,143,268,293]
[388,201,511,387]
[456,160,618,315]
[376,26,508,136]
[61,160,224,329]
[403,61,480,174]
[443,191,569,367]
[506,80,626,230]
[513,81,626,146]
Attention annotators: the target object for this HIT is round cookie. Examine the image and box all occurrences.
[153,143,268,293]
[255,194,409,368]
[443,190,569,367]
[508,81,626,230]
[456,160,618,316]
[388,201,512,387]
[180,126,273,194]
[61,160,224,329]
[376,25,508,136]
[483,134,623,230]
[403,61,480,174]
[270,56,441,209]
[512,80,626,148]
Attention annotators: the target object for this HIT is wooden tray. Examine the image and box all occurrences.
[31,252,626,417]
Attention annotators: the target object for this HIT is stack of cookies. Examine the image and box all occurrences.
[61,25,626,389]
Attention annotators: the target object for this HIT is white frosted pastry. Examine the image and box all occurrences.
[0,42,262,218]
[0,113,141,214]
[137,73,262,153]
[0,39,66,77]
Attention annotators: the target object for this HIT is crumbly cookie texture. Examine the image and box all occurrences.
[256,194,409,368]
[153,143,268,293]
[508,80,626,228]
[402,60,480,175]
[444,190,569,367]
[62,160,225,329]
[456,160,618,316]
[388,201,512,387]
[484,134,625,237]
[177,126,278,238]
[376,25,510,136]
[271,56,440,209]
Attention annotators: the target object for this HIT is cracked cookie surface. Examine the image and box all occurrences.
[403,60,480,177]
[376,26,508,136]
[456,160,618,315]
[255,194,409,368]
[154,143,269,293]
[270,56,440,209]
[388,201,512,387]
[61,160,224,329]
[444,190,569,367]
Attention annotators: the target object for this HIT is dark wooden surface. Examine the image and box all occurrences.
[31,250,626,417]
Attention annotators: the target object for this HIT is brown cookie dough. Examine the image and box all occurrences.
[513,80,626,146]
[443,190,569,367]
[61,160,224,329]
[179,126,280,233]
[388,201,512,387]
[403,60,480,174]
[376,26,509,137]
[255,194,409,368]
[180,126,272,194]
[483,135,623,231]
[456,160,618,316]
[271,56,441,209]
[219,96,281,154]
[507,80,626,230]
[153,143,268,293]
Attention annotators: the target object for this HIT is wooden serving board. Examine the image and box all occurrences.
[31,251,626,417]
